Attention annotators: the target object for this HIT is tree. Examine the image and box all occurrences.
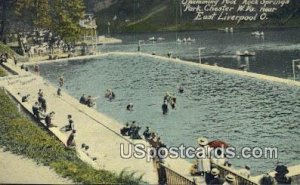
[14,0,52,30]
[52,0,86,43]
[0,0,15,43]
[33,0,52,29]
[0,0,8,42]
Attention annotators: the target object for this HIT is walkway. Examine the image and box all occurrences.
[0,149,72,184]
[1,60,205,184]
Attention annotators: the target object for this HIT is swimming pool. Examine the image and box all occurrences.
[39,54,300,175]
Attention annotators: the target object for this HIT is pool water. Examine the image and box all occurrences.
[40,54,300,175]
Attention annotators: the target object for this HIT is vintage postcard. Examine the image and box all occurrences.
[0,0,299,184]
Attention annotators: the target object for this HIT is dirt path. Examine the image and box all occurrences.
[0,150,72,184]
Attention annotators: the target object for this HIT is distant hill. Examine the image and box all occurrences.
[85,0,300,34]
[87,0,300,33]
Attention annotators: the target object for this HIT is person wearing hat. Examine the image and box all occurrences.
[205,167,216,184]
[208,168,224,185]
[239,165,251,178]
[196,137,212,176]
[274,165,291,184]
[259,173,275,185]
[223,174,235,185]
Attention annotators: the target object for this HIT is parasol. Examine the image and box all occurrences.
[208,140,229,148]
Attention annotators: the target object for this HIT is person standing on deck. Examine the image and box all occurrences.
[196,137,212,176]
[67,114,75,131]
[211,148,226,166]
[34,64,40,75]
[38,89,43,103]
[40,95,47,113]
[208,168,224,185]
[32,102,41,122]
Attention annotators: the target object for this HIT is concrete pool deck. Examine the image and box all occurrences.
[1,62,157,183]
[1,60,206,184]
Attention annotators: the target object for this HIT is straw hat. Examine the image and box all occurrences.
[211,168,220,176]
[225,174,235,182]
[197,137,208,146]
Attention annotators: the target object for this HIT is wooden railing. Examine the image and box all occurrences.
[291,174,300,185]
[156,161,196,185]
[216,163,258,185]
[155,159,260,185]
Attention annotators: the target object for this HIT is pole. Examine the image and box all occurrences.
[198,48,201,64]
[198,48,205,64]
[293,60,296,81]
[292,59,300,81]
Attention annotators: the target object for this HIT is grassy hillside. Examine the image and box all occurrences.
[93,0,300,33]
[0,89,141,184]
[0,67,7,77]
[0,42,17,59]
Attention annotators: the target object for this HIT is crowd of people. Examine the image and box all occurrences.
[120,122,167,160]
[162,92,177,114]
[79,94,97,107]
[79,89,117,108]
[120,121,142,139]
[28,87,76,148]
[187,137,253,185]
[12,62,292,185]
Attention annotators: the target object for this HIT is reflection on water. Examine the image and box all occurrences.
[100,28,300,80]
[40,55,300,175]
